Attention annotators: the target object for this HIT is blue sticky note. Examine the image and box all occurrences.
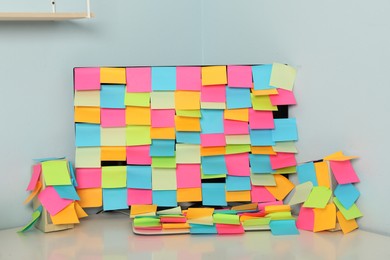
[249,154,274,173]
[226,87,252,109]
[100,85,126,108]
[102,188,128,211]
[252,64,273,90]
[53,185,80,200]
[272,118,298,142]
[68,161,78,187]
[249,129,275,146]
[127,166,152,189]
[269,220,299,235]
[176,131,201,144]
[150,139,175,157]
[201,155,227,174]
[200,109,224,134]
[190,224,218,234]
[151,67,176,91]
[297,162,318,186]
[152,190,177,207]
[202,183,227,206]
[226,176,251,191]
[334,184,360,210]
[75,123,101,147]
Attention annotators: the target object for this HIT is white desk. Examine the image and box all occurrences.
[1,212,389,259]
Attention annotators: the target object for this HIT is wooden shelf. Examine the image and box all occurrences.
[0,12,94,21]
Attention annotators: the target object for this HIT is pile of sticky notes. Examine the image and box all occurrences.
[73,64,298,210]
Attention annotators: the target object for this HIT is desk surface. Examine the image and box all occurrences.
[1,212,389,259]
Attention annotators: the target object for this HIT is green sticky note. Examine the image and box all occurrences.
[201,172,226,179]
[251,94,278,111]
[176,144,200,164]
[243,217,271,227]
[176,110,201,118]
[134,217,161,227]
[152,168,177,190]
[152,156,176,168]
[266,212,293,220]
[126,126,151,146]
[273,166,297,174]
[214,210,237,215]
[75,147,101,168]
[213,213,240,225]
[102,166,127,188]
[250,172,276,186]
[225,144,251,154]
[288,181,313,205]
[17,206,42,233]
[303,186,332,209]
[273,141,298,153]
[124,93,150,107]
[270,63,296,91]
[333,197,363,220]
[41,160,71,186]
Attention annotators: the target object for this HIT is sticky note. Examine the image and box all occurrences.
[152,190,177,207]
[75,168,101,189]
[303,186,332,208]
[313,203,336,232]
[176,66,201,91]
[337,211,359,234]
[176,144,201,164]
[127,188,153,205]
[272,118,298,142]
[225,135,251,145]
[100,109,126,127]
[224,120,249,135]
[100,85,126,109]
[201,173,226,179]
[177,188,202,202]
[77,188,102,208]
[200,109,224,134]
[38,186,73,215]
[101,166,127,188]
[269,63,296,91]
[201,155,227,174]
[258,201,283,211]
[251,146,276,155]
[225,144,251,154]
[227,65,252,88]
[323,151,358,161]
[74,67,100,90]
[250,172,276,186]
[23,181,42,204]
[201,133,226,147]
[265,205,291,213]
[176,109,201,118]
[270,88,296,105]
[201,66,227,85]
[126,145,152,165]
[176,131,201,144]
[265,174,294,201]
[41,160,71,186]
[54,185,80,200]
[151,109,175,128]
[133,217,160,227]
[190,224,217,234]
[126,67,151,93]
[175,91,201,110]
[249,129,275,146]
[334,184,360,209]
[74,106,100,124]
[249,109,275,129]
[74,202,88,218]
[225,153,250,176]
[213,213,240,225]
[151,168,177,190]
[126,126,151,146]
[124,92,150,107]
[250,154,273,173]
[27,164,41,191]
[125,106,151,126]
[274,166,297,174]
[224,108,248,122]
[288,181,313,205]
[175,116,201,132]
[251,185,276,203]
[226,190,251,202]
[329,160,360,184]
[201,85,226,102]
[126,166,152,189]
[251,94,278,111]
[314,161,331,188]
[269,220,299,235]
[202,183,227,206]
[273,141,297,153]
[333,197,363,220]
[151,155,176,168]
[226,176,251,191]
[297,162,318,186]
[252,64,272,90]
[18,206,42,233]
[152,67,176,91]
[74,90,100,107]
[150,127,176,140]
[150,91,175,109]
[101,127,126,146]
[242,217,271,227]
[100,67,126,84]
[269,152,297,169]
[252,88,278,96]
[51,202,80,225]
[101,146,126,161]
[130,204,157,215]
[201,102,226,109]
[216,223,245,234]
[76,123,101,147]
[75,147,101,168]
[226,87,251,109]
[150,139,175,157]
[186,207,214,219]
[296,207,314,231]
[102,188,128,211]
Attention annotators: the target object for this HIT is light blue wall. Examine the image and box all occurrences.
[1,0,389,236]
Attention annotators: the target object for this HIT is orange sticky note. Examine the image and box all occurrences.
[100,67,126,84]
[323,151,358,161]
[130,204,158,216]
[77,188,102,208]
[23,181,42,204]
[150,127,176,139]
[101,146,127,161]
[175,91,201,110]
[313,203,336,232]
[74,106,100,124]
[224,108,249,122]
[201,66,227,86]
[337,211,358,234]
[252,89,279,96]
[51,202,80,225]
[231,203,258,211]
[174,116,201,132]
[74,202,88,218]
[251,146,276,155]
[264,205,291,213]
[126,106,151,125]
[265,174,295,201]
[314,161,331,188]
[200,146,226,156]
[162,223,190,229]
[177,188,202,202]
[186,207,214,219]
[226,190,251,202]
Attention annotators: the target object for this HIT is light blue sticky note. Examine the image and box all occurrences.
[334,184,360,210]
[100,85,126,108]
[226,87,252,109]
[202,183,227,206]
[200,109,224,134]
[201,155,227,174]
[75,123,101,147]
[297,162,318,186]
[150,139,175,157]
[269,219,299,235]
[53,185,80,200]
[249,154,274,173]
[151,66,176,91]
[176,131,201,144]
[252,64,274,90]
[68,161,78,187]
[127,166,152,189]
[272,118,298,142]
[249,129,275,146]
[190,224,218,234]
[102,188,128,211]
[152,190,177,207]
[226,176,251,191]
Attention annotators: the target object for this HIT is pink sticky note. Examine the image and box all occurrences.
[38,186,73,215]
[258,201,283,211]
[201,85,226,102]
[176,66,201,91]
[126,145,152,165]
[269,152,297,170]
[225,153,250,176]
[74,67,101,91]
[249,109,275,129]
[76,168,102,188]
[329,160,360,184]
[127,188,153,205]
[176,164,201,188]
[126,67,151,93]
[224,119,249,135]
[251,185,276,203]
[270,88,296,105]
[296,207,314,231]
[151,109,176,128]
[101,108,126,127]
[216,224,245,234]
[227,65,253,88]
[201,133,226,147]
[27,164,41,191]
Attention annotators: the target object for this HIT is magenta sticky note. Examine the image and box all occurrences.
[296,207,314,231]
[270,152,297,170]
[258,201,283,211]
[126,145,152,165]
[201,133,226,147]
[101,108,126,127]
[38,186,73,215]
[270,88,296,106]
[249,109,275,129]
[127,188,153,205]
[224,119,249,135]
[176,66,201,91]
[27,164,41,191]
[176,164,201,188]
[74,67,101,91]
[126,67,151,93]
[76,168,102,188]
[225,153,250,176]
[201,85,226,102]
[251,185,276,203]
[216,224,245,234]
[329,160,360,184]
[227,65,253,88]
[151,109,176,128]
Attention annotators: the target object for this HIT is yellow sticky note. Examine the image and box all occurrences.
[251,94,278,111]
[77,188,102,208]
[150,127,176,139]
[314,161,331,188]
[288,181,313,205]
[101,166,127,188]
[251,89,279,96]
[74,201,88,218]
[130,204,157,216]
[264,205,291,213]
[201,102,226,109]
[74,106,100,124]
[51,202,80,225]
[186,207,214,219]
[224,108,249,122]
[273,141,298,153]
[265,174,295,201]
[323,151,358,161]
[162,223,190,229]
[126,106,151,125]
[226,190,251,202]
[313,203,336,232]
[126,126,151,146]
[177,188,202,202]
[269,63,296,91]
[74,91,100,107]
[174,116,201,132]
[201,146,226,156]
[225,135,251,145]
[75,147,101,168]
[201,66,227,86]
[24,181,42,204]
[100,67,126,84]
[175,91,201,110]
[101,127,126,146]
[337,211,358,234]
[176,144,201,164]
[151,91,175,109]
[152,168,177,190]
[101,146,127,161]
[251,146,276,155]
